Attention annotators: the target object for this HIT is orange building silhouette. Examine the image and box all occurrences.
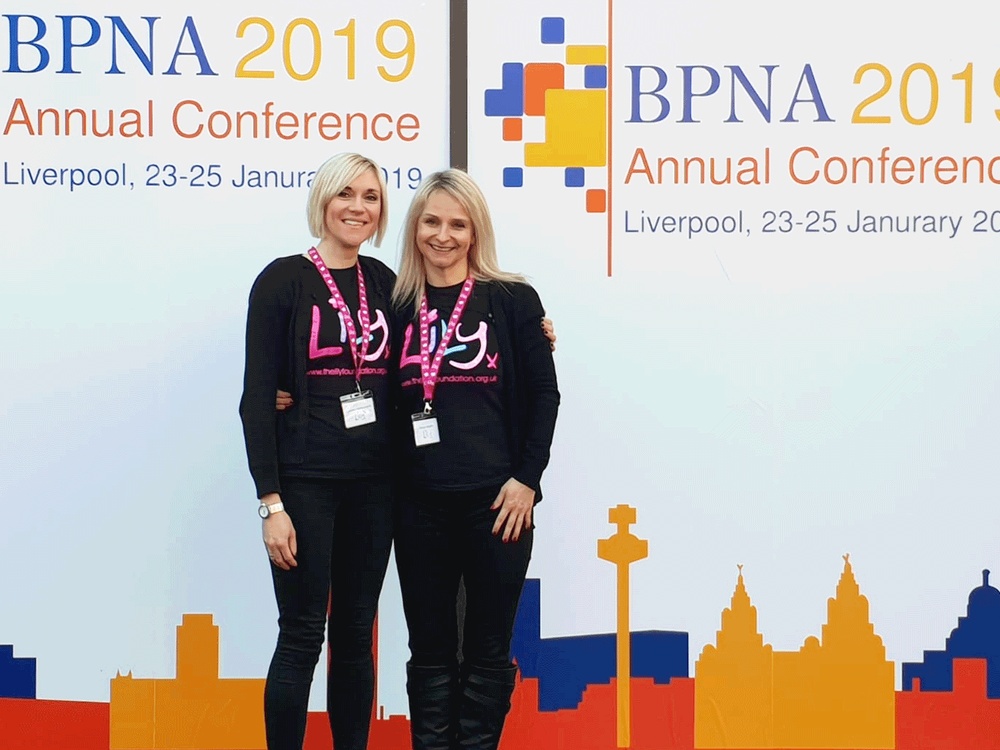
[300,702,411,750]
[9,561,1000,750]
[110,614,265,749]
[0,698,108,750]
[501,673,694,750]
[695,556,894,749]
[897,658,1000,750]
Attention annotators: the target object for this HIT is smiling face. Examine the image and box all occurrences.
[416,190,475,286]
[322,168,382,255]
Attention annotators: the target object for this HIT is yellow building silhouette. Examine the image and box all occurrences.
[695,556,895,749]
[695,565,774,748]
[110,614,265,749]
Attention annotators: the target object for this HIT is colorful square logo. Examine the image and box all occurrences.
[484,17,608,214]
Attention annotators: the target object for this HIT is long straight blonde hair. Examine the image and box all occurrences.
[392,169,524,311]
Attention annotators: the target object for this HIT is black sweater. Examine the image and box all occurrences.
[239,254,397,498]
[392,281,560,499]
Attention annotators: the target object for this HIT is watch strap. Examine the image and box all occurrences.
[259,501,285,518]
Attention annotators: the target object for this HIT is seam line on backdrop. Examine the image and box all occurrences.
[449,1,471,655]
[450,0,469,170]
[456,4,614,272]
[607,0,614,277]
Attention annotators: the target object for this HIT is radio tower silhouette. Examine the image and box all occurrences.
[597,504,649,748]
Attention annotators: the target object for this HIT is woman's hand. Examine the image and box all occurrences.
[541,318,557,352]
[276,390,294,411]
[491,478,536,542]
[261,493,297,570]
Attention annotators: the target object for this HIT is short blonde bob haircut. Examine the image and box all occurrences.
[393,169,524,310]
[306,153,389,246]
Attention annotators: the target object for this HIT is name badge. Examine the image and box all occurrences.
[411,411,440,447]
[341,390,376,428]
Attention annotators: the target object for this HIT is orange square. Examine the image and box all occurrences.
[502,117,522,141]
[586,189,606,213]
[524,63,565,116]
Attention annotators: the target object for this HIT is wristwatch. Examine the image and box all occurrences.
[258,501,285,519]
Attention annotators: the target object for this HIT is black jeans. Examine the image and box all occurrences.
[264,476,393,750]
[393,485,533,670]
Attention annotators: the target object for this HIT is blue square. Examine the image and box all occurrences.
[564,168,585,187]
[485,63,525,117]
[584,65,607,89]
[540,17,565,45]
[503,167,524,188]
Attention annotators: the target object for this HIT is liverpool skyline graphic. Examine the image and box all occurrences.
[2,504,1000,749]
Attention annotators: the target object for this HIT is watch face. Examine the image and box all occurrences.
[258,504,269,519]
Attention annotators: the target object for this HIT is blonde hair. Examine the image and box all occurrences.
[393,169,524,310]
[306,153,389,246]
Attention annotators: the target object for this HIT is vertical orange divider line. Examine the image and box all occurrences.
[606,0,614,277]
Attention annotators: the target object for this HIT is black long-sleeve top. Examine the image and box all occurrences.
[392,280,560,499]
[239,253,397,498]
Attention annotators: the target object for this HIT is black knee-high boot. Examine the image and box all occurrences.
[456,664,518,750]
[406,663,459,750]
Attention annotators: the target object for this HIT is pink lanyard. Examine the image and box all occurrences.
[307,247,371,388]
[418,277,476,409]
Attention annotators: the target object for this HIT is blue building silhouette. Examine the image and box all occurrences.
[902,569,1000,698]
[511,578,688,711]
[0,644,36,699]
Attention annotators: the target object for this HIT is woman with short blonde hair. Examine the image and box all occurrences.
[241,152,397,750]
[306,153,389,245]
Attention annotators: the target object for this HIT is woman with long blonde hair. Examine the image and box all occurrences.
[390,169,560,750]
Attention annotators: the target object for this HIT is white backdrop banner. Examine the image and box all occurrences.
[0,0,447,718]
[2,1,1000,748]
